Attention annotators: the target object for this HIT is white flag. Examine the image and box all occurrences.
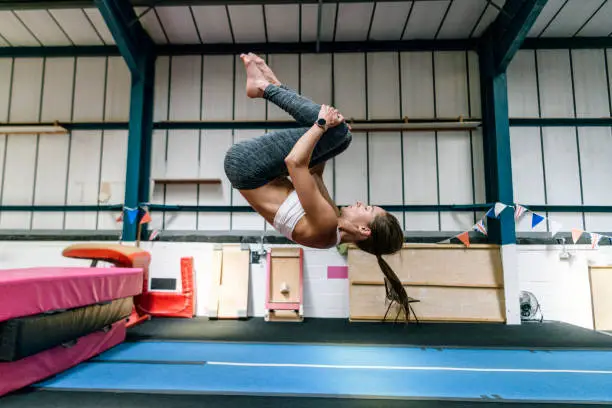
[494,202,508,217]
[549,220,563,237]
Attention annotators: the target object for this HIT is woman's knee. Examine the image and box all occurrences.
[223,141,250,186]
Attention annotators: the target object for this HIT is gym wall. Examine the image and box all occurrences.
[0,56,130,231]
[1,49,612,326]
[508,48,612,330]
[507,49,612,232]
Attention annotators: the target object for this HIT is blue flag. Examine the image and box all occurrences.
[485,207,496,219]
[531,213,545,228]
[126,208,138,224]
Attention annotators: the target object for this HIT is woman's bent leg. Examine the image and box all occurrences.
[224,126,352,190]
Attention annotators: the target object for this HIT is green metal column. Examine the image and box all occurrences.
[478,0,547,325]
[478,0,547,244]
[478,35,515,245]
[95,0,155,242]
[124,53,155,241]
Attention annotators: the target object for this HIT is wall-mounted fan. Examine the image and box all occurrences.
[520,290,543,322]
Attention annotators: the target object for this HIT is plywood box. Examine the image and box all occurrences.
[208,244,250,319]
[348,244,505,323]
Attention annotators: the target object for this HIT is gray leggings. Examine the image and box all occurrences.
[224,84,352,190]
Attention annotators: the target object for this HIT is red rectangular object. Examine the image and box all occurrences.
[0,267,143,323]
[136,257,195,318]
[0,320,125,397]
[327,266,349,279]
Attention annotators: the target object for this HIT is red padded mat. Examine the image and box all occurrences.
[0,320,125,397]
[0,267,143,322]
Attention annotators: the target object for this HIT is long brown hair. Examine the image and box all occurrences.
[355,212,412,321]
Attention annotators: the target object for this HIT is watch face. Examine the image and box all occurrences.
[317,118,326,126]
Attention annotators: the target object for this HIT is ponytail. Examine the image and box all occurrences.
[353,211,411,321]
[376,253,413,323]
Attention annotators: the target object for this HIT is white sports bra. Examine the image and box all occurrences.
[273,189,341,246]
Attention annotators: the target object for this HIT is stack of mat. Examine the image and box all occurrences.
[0,264,144,396]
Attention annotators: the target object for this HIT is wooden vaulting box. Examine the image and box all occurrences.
[348,244,506,323]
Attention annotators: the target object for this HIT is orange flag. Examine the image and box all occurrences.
[457,231,470,247]
[571,228,583,244]
[139,211,152,224]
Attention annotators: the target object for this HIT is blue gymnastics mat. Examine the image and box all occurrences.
[34,341,612,403]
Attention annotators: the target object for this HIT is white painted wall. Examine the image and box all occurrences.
[0,240,349,319]
[1,240,610,327]
[518,244,612,329]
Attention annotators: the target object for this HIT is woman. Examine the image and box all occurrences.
[224,54,411,319]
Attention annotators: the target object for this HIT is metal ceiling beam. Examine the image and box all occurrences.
[95,0,154,75]
[4,36,612,59]
[0,39,479,58]
[484,0,547,73]
[0,0,440,10]
[522,36,612,49]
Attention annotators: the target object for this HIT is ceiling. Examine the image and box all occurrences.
[0,0,609,49]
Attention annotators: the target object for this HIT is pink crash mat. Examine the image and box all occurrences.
[0,320,126,397]
[0,266,143,323]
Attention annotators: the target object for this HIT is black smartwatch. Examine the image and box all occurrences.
[316,118,327,130]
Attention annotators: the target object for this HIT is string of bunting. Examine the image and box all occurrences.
[440,203,611,249]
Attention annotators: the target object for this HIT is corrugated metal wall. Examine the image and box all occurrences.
[0,50,484,234]
[508,49,612,233]
[0,47,610,236]
[150,51,482,232]
[0,56,129,231]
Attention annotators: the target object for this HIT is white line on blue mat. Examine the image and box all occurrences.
[207,361,612,374]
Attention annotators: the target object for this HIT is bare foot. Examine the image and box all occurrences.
[241,53,269,98]
[248,52,281,86]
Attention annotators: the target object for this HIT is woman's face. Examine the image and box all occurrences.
[341,201,385,226]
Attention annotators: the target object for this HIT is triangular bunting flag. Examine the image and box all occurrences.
[437,238,452,244]
[149,229,160,241]
[139,211,152,225]
[126,208,138,224]
[515,205,527,221]
[494,202,508,217]
[485,207,496,219]
[531,213,545,228]
[473,219,488,236]
[590,233,602,249]
[457,231,470,247]
[571,228,583,244]
[116,213,123,223]
[549,220,563,237]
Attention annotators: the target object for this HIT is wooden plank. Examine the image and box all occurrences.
[348,243,499,249]
[270,247,302,258]
[267,310,303,322]
[153,178,222,185]
[589,266,612,331]
[348,246,503,286]
[207,246,223,318]
[217,245,250,319]
[351,281,503,289]
[270,253,301,304]
[349,284,505,323]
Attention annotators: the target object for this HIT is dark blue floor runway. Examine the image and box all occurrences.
[33,341,612,403]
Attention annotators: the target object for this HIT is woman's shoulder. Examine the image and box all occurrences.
[293,219,339,249]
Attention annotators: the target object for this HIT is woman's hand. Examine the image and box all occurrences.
[318,104,345,129]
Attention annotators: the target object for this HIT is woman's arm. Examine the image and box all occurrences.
[284,105,344,229]
[285,105,344,167]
